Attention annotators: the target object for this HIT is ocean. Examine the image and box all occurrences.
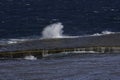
[0,53,120,80]
[0,0,120,39]
[0,0,120,80]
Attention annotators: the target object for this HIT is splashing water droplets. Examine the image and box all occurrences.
[42,22,64,39]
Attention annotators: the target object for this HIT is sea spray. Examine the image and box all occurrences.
[42,22,64,38]
[41,22,116,39]
[92,30,115,36]
[0,23,117,45]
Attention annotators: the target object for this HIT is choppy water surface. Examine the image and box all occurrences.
[0,53,120,80]
[0,0,120,79]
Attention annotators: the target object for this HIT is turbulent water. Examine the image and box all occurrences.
[0,0,120,80]
[0,53,120,80]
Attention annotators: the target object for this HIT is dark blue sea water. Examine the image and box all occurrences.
[0,0,120,39]
[0,0,120,80]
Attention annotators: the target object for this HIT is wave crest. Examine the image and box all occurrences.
[0,22,118,45]
[92,31,115,36]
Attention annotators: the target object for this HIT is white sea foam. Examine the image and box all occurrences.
[0,38,34,45]
[43,50,99,58]
[92,30,115,36]
[7,39,27,44]
[102,30,115,34]
[24,55,37,60]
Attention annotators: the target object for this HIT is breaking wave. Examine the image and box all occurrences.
[41,22,116,38]
[41,22,81,39]
[0,22,118,45]
[92,31,115,36]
